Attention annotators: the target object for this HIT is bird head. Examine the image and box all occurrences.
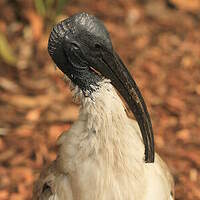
[48,12,155,163]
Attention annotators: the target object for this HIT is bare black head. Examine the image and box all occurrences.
[48,12,155,163]
[48,12,112,95]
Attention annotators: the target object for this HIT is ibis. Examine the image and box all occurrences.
[33,12,174,200]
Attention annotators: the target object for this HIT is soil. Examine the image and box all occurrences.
[0,0,200,199]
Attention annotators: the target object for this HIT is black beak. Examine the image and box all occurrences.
[93,49,155,163]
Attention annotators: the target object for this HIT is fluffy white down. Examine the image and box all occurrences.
[33,79,174,200]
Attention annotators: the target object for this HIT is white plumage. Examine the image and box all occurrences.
[33,79,174,200]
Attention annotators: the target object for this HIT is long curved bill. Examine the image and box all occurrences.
[96,49,155,163]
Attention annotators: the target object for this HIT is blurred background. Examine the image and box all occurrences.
[0,0,200,199]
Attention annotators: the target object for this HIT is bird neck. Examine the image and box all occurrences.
[56,79,146,200]
[77,79,144,164]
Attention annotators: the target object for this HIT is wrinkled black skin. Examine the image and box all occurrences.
[48,12,155,163]
[49,13,112,95]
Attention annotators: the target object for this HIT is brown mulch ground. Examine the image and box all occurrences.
[0,0,200,199]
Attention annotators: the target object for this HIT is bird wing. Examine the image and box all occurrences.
[33,161,73,200]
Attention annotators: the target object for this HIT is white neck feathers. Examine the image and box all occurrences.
[57,79,146,199]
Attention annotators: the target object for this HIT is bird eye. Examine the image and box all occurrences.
[94,43,101,49]
[71,42,80,51]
